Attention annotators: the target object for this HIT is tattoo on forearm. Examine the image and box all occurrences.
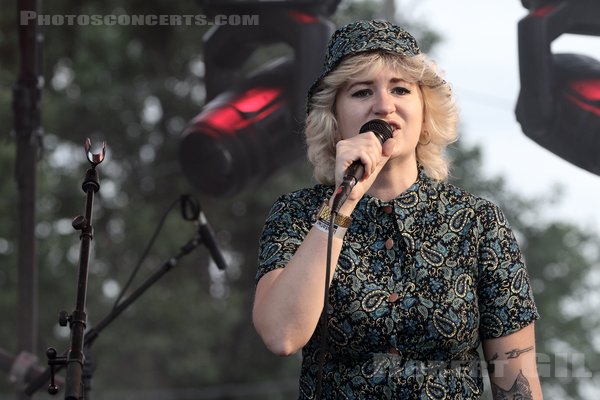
[487,346,534,375]
[491,370,533,400]
[505,346,534,359]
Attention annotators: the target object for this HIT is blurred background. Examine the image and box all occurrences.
[1,0,599,399]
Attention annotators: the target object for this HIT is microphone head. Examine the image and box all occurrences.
[359,119,393,143]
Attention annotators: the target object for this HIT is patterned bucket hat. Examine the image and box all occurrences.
[307,19,421,113]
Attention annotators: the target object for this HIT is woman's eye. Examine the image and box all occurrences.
[392,87,411,95]
[351,89,371,98]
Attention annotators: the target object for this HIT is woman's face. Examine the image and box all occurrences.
[334,63,424,162]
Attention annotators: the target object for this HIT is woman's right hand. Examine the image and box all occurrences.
[333,130,396,211]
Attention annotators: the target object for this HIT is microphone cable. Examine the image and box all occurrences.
[314,120,392,397]
[112,195,196,310]
[315,207,336,400]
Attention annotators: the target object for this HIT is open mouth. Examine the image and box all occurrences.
[385,121,400,130]
[386,121,401,135]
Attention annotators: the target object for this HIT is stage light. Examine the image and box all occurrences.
[179,58,301,197]
[179,7,334,197]
[516,0,600,175]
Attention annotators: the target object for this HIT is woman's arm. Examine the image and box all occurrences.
[482,323,543,399]
[252,223,345,356]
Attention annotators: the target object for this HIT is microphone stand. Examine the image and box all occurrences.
[28,202,215,398]
[44,139,106,400]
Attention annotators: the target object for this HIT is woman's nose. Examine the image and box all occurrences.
[372,90,395,115]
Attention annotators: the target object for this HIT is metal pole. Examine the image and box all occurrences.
[13,0,43,398]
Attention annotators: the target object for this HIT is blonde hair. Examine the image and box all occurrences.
[305,51,458,184]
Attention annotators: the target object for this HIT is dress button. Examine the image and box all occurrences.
[388,293,399,303]
[385,238,394,249]
[382,205,393,214]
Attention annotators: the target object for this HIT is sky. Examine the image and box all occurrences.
[397,0,600,232]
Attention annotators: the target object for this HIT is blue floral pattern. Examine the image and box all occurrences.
[256,169,539,399]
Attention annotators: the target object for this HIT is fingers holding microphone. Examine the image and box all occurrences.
[332,120,396,212]
[381,134,397,158]
[334,133,382,183]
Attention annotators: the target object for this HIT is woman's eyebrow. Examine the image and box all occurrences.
[347,77,410,88]
[344,77,411,93]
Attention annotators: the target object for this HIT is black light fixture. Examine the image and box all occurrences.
[516,0,600,175]
[178,2,336,197]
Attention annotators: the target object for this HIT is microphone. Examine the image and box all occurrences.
[331,119,394,212]
[181,195,228,270]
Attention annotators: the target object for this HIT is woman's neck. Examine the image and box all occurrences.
[367,158,419,202]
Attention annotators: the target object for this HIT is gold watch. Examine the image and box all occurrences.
[317,201,352,228]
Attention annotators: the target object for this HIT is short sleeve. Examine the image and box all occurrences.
[255,191,320,284]
[476,201,539,339]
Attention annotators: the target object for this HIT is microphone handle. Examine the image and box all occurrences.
[198,211,228,271]
[332,161,363,212]
[341,161,364,191]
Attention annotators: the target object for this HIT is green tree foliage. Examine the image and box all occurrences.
[1,0,598,399]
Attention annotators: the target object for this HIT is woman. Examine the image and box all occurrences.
[253,20,542,399]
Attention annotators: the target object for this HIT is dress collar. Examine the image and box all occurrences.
[362,165,434,208]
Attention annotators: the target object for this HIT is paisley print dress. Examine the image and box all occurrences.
[256,169,539,399]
